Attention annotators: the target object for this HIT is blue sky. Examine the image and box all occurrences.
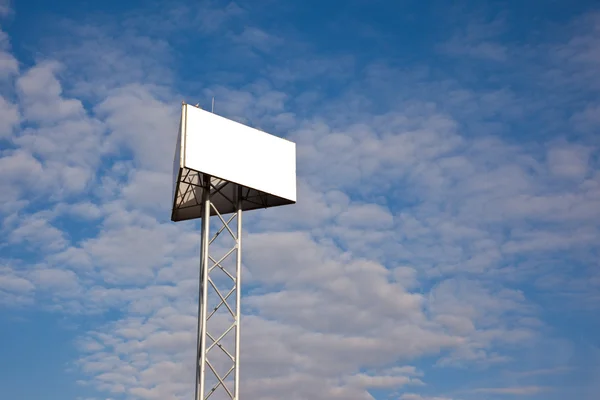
[1,0,599,399]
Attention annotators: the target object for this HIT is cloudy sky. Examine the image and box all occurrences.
[1,0,599,399]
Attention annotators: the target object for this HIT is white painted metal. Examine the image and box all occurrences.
[184,104,296,202]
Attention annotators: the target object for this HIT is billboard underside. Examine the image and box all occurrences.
[172,168,294,221]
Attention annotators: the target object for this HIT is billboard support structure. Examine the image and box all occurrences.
[194,174,243,400]
[171,103,296,400]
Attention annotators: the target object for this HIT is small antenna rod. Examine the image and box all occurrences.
[211,97,215,113]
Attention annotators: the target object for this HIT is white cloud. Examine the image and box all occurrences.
[346,372,422,390]
[0,265,35,306]
[0,267,34,293]
[202,83,291,129]
[4,61,108,201]
[29,268,81,293]
[429,279,537,366]
[470,386,548,395]
[336,203,394,229]
[44,21,175,99]
[0,149,43,212]
[121,169,172,212]
[0,28,18,77]
[230,26,283,52]
[16,61,85,123]
[267,54,355,84]
[547,143,592,180]
[56,201,103,220]
[438,15,508,61]
[95,84,177,171]
[572,103,600,132]
[400,394,455,400]
[77,221,182,285]
[9,212,68,251]
[191,1,244,34]
[513,366,572,377]
[0,95,19,137]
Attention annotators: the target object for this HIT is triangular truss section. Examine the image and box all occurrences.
[172,168,293,222]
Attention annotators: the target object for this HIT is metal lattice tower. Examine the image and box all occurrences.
[171,103,296,400]
[196,175,242,400]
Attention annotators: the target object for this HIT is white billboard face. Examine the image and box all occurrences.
[172,103,297,221]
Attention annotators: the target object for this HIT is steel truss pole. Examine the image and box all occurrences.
[195,176,243,400]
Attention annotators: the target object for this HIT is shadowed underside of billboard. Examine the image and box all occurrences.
[171,103,297,221]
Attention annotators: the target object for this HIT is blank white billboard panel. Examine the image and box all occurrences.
[172,103,296,221]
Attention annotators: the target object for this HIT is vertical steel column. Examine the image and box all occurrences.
[234,186,242,400]
[196,174,211,400]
